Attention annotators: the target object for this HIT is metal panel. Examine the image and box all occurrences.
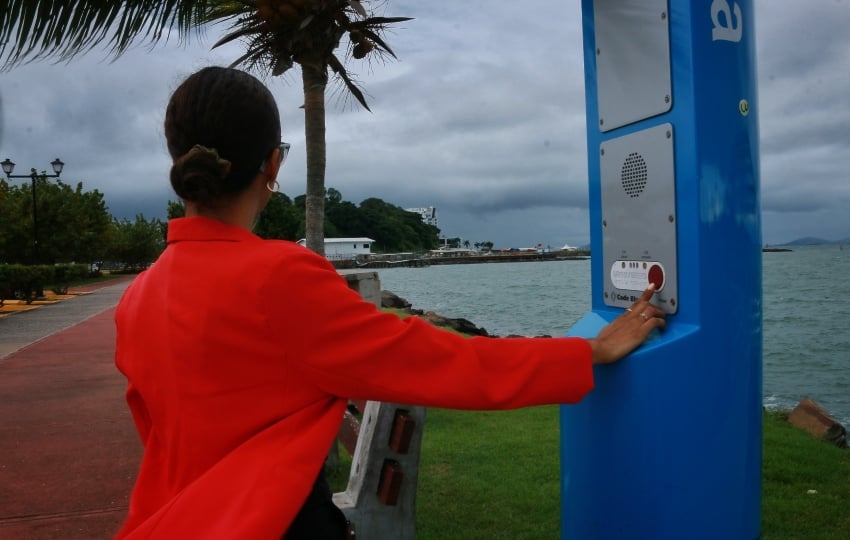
[601,123,677,312]
[594,0,672,131]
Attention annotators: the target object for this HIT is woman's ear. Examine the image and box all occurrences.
[261,147,281,180]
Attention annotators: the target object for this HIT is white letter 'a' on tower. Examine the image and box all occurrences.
[711,0,743,42]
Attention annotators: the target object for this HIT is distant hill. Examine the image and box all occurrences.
[779,237,849,246]
[781,237,831,246]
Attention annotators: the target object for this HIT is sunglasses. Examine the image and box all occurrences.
[278,142,291,165]
[260,142,291,172]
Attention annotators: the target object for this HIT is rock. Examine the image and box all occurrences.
[788,397,847,449]
[420,311,447,326]
[445,317,489,337]
[381,290,411,309]
[381,291,489,336]
[420,311,489,337]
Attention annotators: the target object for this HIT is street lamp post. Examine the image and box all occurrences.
[1,158,65,265]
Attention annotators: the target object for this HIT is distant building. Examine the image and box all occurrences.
[405,206,438,227]
[297,237,375,260]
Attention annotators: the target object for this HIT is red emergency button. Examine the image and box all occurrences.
[648,264,665,291]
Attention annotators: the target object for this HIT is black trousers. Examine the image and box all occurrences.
[283,469,348,540]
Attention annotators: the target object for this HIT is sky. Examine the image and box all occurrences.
[1,0,848,249]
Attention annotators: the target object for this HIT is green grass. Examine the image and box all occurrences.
[330,408,849,538]
[762,410,850,539]
[416,407,560,540]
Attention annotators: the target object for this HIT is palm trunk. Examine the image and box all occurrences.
[302,64,328,256]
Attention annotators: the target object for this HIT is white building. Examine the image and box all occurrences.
[405,206,438,227]
[297,238,375,260]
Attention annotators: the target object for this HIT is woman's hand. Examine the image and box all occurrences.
[588,285,667,365]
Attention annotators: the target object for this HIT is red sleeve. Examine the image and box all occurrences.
[264,251,594,410]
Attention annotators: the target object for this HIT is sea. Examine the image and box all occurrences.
[376,244,850,426]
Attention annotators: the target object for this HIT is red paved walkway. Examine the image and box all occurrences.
[0,306,141,539]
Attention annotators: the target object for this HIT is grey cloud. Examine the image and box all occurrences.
[1,1,848,248]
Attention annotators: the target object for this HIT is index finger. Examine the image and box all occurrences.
[638,283,656,303]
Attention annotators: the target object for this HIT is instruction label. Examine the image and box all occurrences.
[610,260,666,291]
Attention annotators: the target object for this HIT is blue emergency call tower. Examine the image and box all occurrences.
[561,1,762,538]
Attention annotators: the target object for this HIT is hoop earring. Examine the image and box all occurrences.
[266,179,280,193]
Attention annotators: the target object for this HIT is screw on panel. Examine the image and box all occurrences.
[666,130,672,139]
[670,298,676,307]
[600,118,605,126]
[664,95,671,104]
[600,148,605,156]
[661,11,667,20]
[603,220,607,227]
[604,292,609,299]
[596,48,601,56]
[668,214,675,223]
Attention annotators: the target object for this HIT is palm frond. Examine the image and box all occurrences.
[358,16,414,26]
[211,20,266,50]
[226,43,266,70]
[347,0,368,20]
[328,53,370,112]
[204,1,254,22]
[0,0,212,70]
[358,26,396,58]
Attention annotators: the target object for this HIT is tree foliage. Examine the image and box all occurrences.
[167,199,186,219]
[253,187,440,252]
[355,197,439,252]
[109,214,166,270]
[1,179,167,269]
[253,192,302,240]
[0,176,111,264]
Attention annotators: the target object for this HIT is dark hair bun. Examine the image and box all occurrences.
[170,145,233,203]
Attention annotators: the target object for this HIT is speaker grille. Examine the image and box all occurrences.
[621,152,648,198]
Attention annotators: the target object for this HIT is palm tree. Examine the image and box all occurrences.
[0,0,411,255]
[209,1,411,254]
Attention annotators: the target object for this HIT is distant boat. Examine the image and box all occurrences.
[561,244,578,251]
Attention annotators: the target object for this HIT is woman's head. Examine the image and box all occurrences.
[165,67,281,205]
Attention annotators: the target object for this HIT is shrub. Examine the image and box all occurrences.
[51,264,89,295]
[0,264,77,303]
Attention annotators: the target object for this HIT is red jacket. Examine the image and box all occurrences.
[114,216,594,539]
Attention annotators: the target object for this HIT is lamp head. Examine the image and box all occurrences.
[1,158,14,176]
[51,158,64,175]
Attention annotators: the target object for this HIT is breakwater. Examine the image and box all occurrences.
[332,251,589,269]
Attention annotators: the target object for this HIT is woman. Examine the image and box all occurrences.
[114,66,665,539]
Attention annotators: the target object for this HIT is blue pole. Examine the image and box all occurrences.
[561,1,762,538]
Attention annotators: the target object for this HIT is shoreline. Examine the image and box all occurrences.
[334,251,590,269]
[335,245,803,269]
